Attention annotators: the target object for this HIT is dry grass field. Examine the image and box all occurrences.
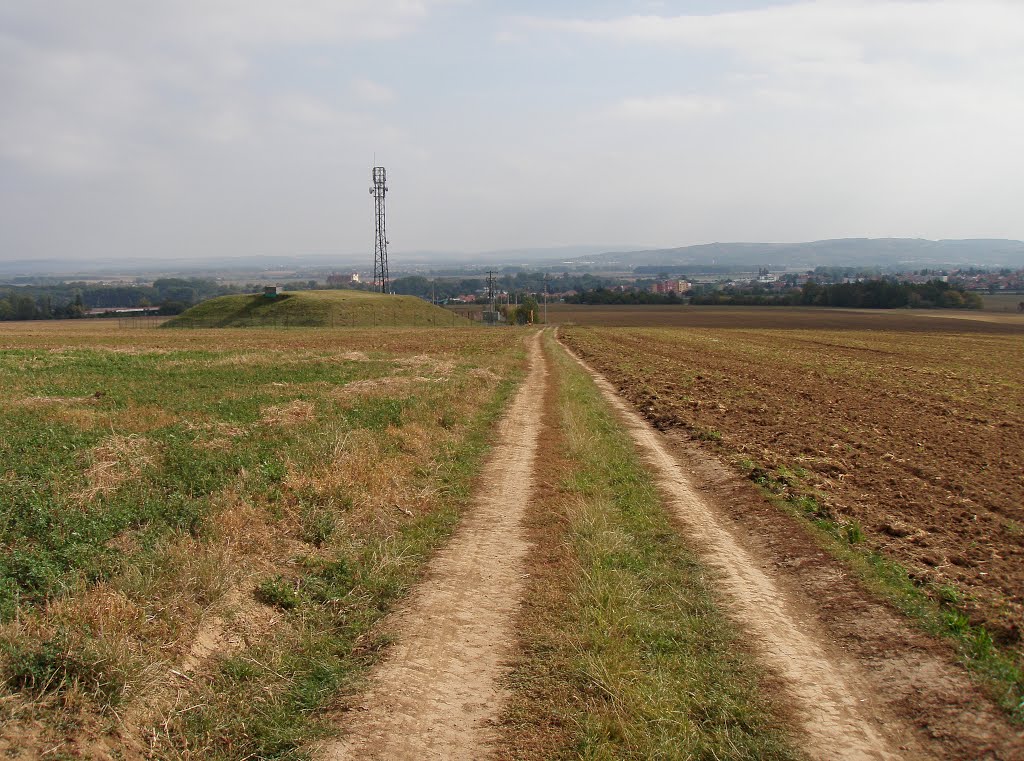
[561,313,1024,709]
[0,320,525,758]
[982,293,1024,313]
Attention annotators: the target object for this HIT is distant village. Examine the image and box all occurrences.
[434,266,1024,305]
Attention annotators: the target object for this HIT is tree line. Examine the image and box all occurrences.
[564,288,685,305]
[389,272,620,301]
[691,279,983,309]
[0,278,242,321]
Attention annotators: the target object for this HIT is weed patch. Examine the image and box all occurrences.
[2,630,136,707]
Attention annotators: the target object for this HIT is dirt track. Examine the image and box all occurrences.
[320,332,546,760]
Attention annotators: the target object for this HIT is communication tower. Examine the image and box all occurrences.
[369,166,389,293]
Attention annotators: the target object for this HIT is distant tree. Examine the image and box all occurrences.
[513,296,539,324]
[940,290,964,308]
[12,294,37,320]
[391,276,431,297]
[159,300,188,315]
[961,291,983,309]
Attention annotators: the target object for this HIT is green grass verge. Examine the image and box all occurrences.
[501,336,801,759]
[738,458,1024,721]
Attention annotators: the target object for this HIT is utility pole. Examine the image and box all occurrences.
[544,273,549,324]
[483,270,497,324]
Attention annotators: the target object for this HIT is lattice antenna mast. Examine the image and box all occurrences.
[369,166,389,293]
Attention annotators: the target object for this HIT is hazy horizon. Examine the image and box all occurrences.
[3,1,1023,262]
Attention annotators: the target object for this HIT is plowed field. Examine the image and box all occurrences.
[561,323,1024,649]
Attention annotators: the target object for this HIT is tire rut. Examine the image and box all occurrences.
[320,331,547,760]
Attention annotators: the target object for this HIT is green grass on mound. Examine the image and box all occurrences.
[164,290,472,329]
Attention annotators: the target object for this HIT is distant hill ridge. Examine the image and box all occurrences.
[573,238,1024,269]
[163,289,471,328]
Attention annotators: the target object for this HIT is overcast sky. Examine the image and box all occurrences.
[2,0,1023,262]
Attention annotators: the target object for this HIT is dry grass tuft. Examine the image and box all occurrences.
[331,376,421,398]
[76,434,157,503]
[182,419,249,452]
[183,420,248,438]
[468,367,500,382]
[211,492,288,567]
[208,352,286,367]
[113,405,179,433]
[395,354,456,377]
[91,346,172,356]
[0,534,243,757]
[10,395,109,430]
[15,394,93,407]
[51,584,147,642]
[260,400,316,426]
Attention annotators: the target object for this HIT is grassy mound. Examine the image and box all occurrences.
[164,290,471,328]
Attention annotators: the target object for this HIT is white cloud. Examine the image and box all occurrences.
[521,1,1024,58]
[611,95,727,122]
[517,0,1024,161]
[351,77,396,104]
[0,1,445,175]
[518,1,1024,113]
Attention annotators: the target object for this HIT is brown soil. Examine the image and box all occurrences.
[561,335,1024,760]
[319,331,548,760]
[548,304,1024,333]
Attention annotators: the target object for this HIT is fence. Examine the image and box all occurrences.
[117,315,170,329]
